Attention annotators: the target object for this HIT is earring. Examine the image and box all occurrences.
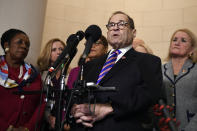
[5,48,9,52]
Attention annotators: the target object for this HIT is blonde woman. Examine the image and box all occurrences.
[162,29,197,131]
[37,38,65,80]
[37,38,67,130]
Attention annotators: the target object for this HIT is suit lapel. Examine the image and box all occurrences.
[99,48,137,85]
[163,61,175,83]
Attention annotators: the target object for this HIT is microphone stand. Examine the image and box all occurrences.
[54,66,66,131]
[64,48,117,128]
[63,49,87,126]
[54,49,77,131]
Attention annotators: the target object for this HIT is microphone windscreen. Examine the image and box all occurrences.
[85,25,102,42]
[66,34,77,45]
[76,31,85,41]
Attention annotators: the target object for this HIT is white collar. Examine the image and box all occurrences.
[108,45,132,62]
[109,45,132,55]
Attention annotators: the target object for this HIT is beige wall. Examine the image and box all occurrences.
[0,0,47,65]
[42,0,197,68]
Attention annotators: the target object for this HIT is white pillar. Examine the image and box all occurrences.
[0,0,47,65]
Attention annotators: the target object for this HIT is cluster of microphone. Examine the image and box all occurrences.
[48,25,102,74]
[44,25,102,130]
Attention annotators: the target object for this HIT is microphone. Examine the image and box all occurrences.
[48,31,84,73]
[86,82,116,92]
[76,31,84,41]
[79,25,102,65]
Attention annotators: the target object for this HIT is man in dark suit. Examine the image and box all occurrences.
[71,11,163,131]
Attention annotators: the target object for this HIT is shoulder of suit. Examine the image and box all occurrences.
[134,50,161,62]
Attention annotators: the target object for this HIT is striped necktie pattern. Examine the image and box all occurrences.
[96,50,121,84]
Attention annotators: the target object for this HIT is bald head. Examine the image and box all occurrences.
[132,38,145,49]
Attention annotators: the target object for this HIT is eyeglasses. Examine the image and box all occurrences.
[106,21,129,30]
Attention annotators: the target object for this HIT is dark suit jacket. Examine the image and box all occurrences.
[71,48,163,131]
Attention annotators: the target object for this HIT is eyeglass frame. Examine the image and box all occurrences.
[106,21,129,30]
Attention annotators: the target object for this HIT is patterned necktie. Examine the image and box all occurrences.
[96,50,121,84]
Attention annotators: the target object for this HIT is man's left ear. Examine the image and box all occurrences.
[132,29,136,38]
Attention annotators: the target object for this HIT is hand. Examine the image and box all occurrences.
[72,104,94,127]
[72,103,113,127]
[48,115,56,129]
